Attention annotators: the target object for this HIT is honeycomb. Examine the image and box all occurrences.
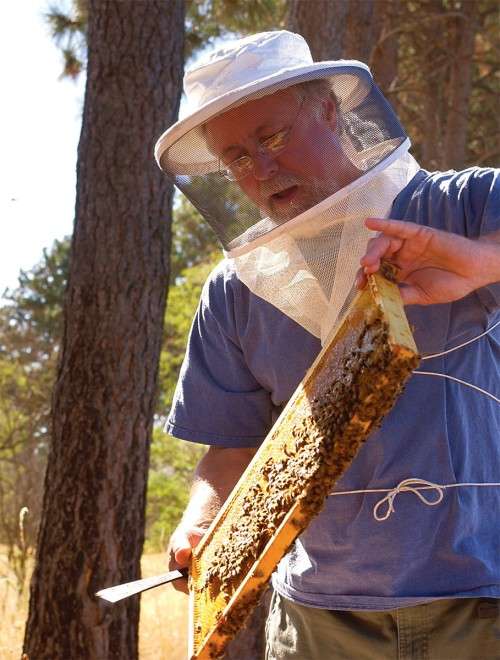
[189,272,419,659]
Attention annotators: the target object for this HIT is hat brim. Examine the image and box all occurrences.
[155,61,372,175]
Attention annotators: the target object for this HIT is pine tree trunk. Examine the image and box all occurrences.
[286,0,348,59]
[421,74,443,171]
[443,2,477,169]
[370,0,399,96]
[343,0,377,63]
[405,1,447,170]
[22,2,184,658]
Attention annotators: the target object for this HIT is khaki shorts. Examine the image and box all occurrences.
[265,591,500,660]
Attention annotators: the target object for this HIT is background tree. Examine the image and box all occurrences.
[287,0,499,170]
[286,0,395,63]
[147,255,219,551]
[10,1,497,658]
[46,0,88,78]
[0,219,216,570]
[391,0,499,169]
[48,0,499,170]
[0,221,216,568]
[23,2,184,658]
[286,0,348,59]
[0,239,69,592]
[169,200,219,283]
[47,0,287,68]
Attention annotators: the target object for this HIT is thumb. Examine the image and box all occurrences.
[173,525,207,565]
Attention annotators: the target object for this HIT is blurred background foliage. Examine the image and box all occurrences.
[0,225,219,558]
[1,0,498,571]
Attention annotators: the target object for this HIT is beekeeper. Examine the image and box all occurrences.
[155,31,500,658]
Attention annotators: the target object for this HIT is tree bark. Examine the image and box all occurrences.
[23,2,184,658]
[443,2,477,169]
[343,0,377,63]
[370,0,399,96]
[421,73,443,171]
[286,0,348,59]
[287,0,395,84]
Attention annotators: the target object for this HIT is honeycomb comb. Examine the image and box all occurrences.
[189,272,419,659]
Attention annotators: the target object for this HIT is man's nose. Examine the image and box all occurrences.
[252,151,278,180]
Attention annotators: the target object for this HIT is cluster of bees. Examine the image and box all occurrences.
[201,585,267,659]
[198,315,418,658]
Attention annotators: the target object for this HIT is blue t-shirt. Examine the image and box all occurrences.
[167,167,500,610]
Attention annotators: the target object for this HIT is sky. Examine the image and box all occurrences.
[1,1,85,298]
[0,3,231,301]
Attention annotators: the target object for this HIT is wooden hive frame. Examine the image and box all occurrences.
[188,272,419,659]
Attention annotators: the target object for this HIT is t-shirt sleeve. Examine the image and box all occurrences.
[448,167,499,237]
[450,168,500,308]
[165,264,274,447]
[401,167,500,309]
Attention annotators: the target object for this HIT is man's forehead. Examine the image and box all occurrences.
[204,88,299,151]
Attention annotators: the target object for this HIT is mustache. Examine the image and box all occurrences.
[258,174,301,198]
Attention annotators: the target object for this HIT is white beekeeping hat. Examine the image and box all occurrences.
[154,31,409,252]
[155,31,417,341]
[156,31,374,176]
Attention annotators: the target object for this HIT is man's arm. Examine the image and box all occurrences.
[167,445,257,593]
[356,218,500,306]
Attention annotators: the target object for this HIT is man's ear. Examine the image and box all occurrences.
[322,98,337,130]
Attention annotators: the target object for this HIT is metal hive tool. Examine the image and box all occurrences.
[189,271,419,659]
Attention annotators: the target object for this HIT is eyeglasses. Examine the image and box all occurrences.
[219,97,305,182]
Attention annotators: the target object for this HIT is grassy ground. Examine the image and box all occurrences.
[0,552,30,660]
[0,551,189,659]
[140,553,189,659]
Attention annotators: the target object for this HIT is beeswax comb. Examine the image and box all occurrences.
[188,271,419,659]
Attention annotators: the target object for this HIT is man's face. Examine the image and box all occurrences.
[205,87,360,222]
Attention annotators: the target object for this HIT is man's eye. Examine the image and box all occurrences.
[234,155,251,165]
[261,129,289,150]
[230,155,252,170]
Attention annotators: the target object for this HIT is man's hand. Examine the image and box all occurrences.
[356,218,500,306]
[166,445,257,594]
[167,523,208,595]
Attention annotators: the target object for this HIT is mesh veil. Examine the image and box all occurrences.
[230,150,420,343]
[158,66,419,342]
[159,67,408,252]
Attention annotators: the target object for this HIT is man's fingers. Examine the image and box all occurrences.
[360,234,404,274]
[174,545,192,566]
[365,217,420,239]
[171,526,207,566]
[166,525,208,594]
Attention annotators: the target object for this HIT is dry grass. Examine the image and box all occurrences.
[139,553,189,660]
[0,549,188,659]
[0,555,29,660]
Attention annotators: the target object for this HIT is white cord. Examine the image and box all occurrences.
[413,371,500,404]
[421,319,500,361]
[329,478,500,521]
[326,322,500,520]
[414,319,500,404]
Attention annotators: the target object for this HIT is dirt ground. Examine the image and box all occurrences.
[0,550,188,659]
